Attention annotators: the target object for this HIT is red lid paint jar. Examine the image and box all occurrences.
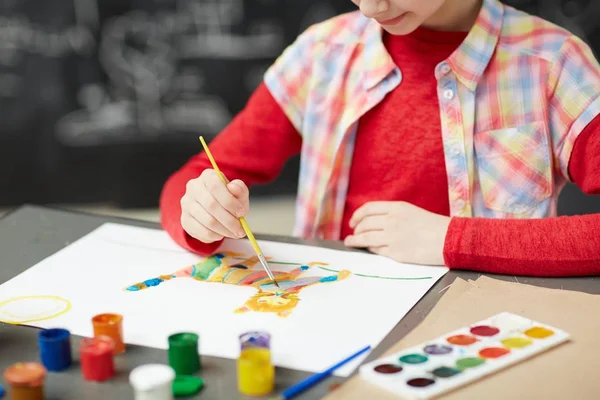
[4,362,46,400]
[79,336,115,382]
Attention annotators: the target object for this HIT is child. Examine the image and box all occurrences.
[160,0,600,277]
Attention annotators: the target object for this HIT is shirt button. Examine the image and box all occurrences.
[440,64,451,75]
[455,199,466,210]
[451,147,460,157]
[443,89,454,100]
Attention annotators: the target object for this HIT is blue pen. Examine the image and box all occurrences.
[278,345,372,400]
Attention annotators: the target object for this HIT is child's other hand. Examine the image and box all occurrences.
[344,201,450,266]
[180,169,249,243]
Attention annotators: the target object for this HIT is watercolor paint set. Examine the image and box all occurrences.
[359,312,569,399]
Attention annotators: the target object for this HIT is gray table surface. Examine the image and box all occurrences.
[0,205,598,400]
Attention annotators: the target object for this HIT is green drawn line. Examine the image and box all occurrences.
[229,256,432,281]
[268,261,305,266]
[317,266,432,281]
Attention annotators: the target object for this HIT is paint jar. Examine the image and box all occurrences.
[129,364,175,400]
[80,336,115,382]
[92,313,125,354]
[168,333,200,375]
[3,362,46,400]
[38,328,72,372]
[237,331,275,397]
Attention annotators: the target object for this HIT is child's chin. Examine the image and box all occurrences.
[380,20,419,36]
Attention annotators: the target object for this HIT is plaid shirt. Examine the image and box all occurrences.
[264,0,600,240]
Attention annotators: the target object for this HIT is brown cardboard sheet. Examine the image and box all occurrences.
[325,276,600,399]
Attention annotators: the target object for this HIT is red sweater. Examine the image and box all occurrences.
[160,27,600,277]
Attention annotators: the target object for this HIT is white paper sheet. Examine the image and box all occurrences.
[0,223,448,376]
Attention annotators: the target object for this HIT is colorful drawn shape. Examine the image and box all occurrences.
[0,295,72,324]
[124,253,351,318]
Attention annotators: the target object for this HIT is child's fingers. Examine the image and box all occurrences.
[189,198,239,239]
[181,188,237,239]
[368,246,390,257]
[353,215,388,234]
[203,171,246,218]
[349,201,391,228]
[196,190,245,238]
[344,231,388,248]
[180,211,224,243]
[228,179,249,198]
[227,180,250,210]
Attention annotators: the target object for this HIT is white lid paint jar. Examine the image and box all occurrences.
[129,364,176,400]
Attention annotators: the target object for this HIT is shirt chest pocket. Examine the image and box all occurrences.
[474,121,553,216]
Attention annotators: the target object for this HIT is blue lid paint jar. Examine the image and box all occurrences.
[38,328,72,372]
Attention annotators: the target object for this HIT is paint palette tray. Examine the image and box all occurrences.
[359,312,569,399]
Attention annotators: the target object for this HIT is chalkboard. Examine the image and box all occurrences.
[0,0,599,214]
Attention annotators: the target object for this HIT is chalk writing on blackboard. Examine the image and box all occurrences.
[0,17,95,60]
[55,0,286,145]
[0,0,96,100]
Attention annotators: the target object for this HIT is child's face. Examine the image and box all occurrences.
[351,0,447,35]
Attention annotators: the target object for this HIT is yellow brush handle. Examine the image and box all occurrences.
[199,136,228,183]
[239,217,262,255]
[199,136,263,255]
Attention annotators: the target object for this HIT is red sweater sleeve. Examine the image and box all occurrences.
[159,82,301,254]
[444,115,600,277]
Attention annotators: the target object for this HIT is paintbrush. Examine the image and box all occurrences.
[198,136,280,288]
[272,345,372,400]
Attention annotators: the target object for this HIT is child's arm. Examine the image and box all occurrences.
[444,117,600,277]
[162,22,319,254]
[160,83,301,254]
[345,122,600,276]
[444,36,600,277]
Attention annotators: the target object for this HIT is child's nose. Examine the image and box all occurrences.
[359,0,389,18]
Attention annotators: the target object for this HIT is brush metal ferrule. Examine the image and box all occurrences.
[258,254,279,287]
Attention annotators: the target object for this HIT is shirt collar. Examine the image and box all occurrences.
[361,0,504,91]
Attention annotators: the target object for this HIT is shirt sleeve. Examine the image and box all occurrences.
[159,82,302,254]
[443,114,600,277]
[547,35,600,180]
[263,24,320,133]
